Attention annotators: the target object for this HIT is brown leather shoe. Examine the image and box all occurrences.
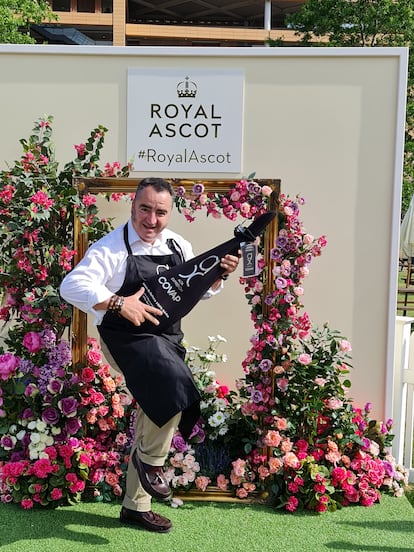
[133,451,172,502]
[120,507,172,533]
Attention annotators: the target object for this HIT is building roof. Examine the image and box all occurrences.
[128,0,306,28]
[33,1,308,46]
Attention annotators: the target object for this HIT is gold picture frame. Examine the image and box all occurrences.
[71,175,280,502]
[71,176,280,364]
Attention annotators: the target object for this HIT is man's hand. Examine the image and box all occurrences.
[210,252,241,291]
[120,287,163,327]
[220,252,241,277]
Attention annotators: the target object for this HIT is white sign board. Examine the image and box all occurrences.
[127,68,244,173]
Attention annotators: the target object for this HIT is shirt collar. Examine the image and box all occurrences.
[127,219,167,247]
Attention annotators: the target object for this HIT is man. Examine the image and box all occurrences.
[60,177,240,533]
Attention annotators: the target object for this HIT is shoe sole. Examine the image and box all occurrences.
[132,452,172,502]
[120,514,172,533]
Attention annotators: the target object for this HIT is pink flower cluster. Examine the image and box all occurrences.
[79,338,131,432]
[0,440,89,509]
[164,448,200,488]
[174,179,272,223]
[0,353,19,381]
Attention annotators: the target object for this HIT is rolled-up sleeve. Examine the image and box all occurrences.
[60,236,127,324]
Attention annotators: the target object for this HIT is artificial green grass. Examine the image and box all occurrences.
[0,494,413,552]
[406,485,414,507]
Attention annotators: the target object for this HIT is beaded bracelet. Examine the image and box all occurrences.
[108,294,124,314]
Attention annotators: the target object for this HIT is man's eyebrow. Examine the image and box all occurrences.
[138,203,167,213]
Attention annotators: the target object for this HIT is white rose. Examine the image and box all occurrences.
[39,432,50,443]
[36,420,47,432]
[29,449,39,460]
[30,432,41,444]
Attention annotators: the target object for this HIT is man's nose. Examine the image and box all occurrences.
[147,210,157,224]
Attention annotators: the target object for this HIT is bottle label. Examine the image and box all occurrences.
[241,242,258,277]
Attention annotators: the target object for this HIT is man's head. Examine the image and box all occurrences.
[131,178,174,244]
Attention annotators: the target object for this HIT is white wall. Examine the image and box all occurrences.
[0,45,408,421]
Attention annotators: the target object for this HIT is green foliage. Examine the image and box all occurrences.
[0,0,57,44]
[286,0,414,46]
[0,115,129,335]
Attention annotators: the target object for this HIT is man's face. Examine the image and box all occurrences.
[131,186,173,244]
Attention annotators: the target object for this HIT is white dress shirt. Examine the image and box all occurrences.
[60,219,220,325]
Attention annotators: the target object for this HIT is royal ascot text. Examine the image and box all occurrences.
[136,148,232,166]
[149,103,222,138]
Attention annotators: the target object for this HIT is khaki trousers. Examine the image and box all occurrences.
[123,409,181,511]
[100,341,181,512]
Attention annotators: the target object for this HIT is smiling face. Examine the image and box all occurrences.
[131,185,173,244]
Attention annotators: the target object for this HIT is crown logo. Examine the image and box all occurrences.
[177,76,197,98]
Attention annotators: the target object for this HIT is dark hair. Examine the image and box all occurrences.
[134,177,175,199]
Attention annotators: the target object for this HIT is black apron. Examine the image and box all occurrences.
[98,225,201,440]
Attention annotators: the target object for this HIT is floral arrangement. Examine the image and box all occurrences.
[0,115,129,334]
[163,188,408,511]
[0,327,89,508]
[0,117,408,513]
[0,117,133,508]
[164,335,240,492]
[174,177,272,222]
[77,337,136,503]
[0,329,136,508]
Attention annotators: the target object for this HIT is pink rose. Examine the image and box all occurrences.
[0,353,20,380]
[325,398,343,410]
[268,457,283,473]
[195,476,210,492]
[240,202,251,215]
[285,495,299,512]
[51,488,63,500]
[339,339,352,352]
[276,377,289,392]
[263,430,282,448]
[81,367,95,383]
[298,353,312,365]
[230,190,240,202]
[236,487,248,499]
[303,234,314,245]
[283,452,300,469]
[261,185,272,197]
[231,458,246,477]
[86,349,102,366]
[22,331,42,353]
[216,474,229,490]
